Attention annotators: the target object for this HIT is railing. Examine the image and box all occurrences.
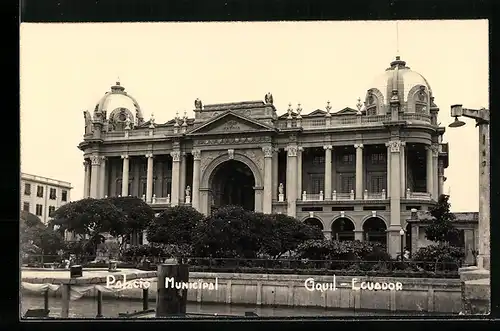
[22,255,462,278]
[299,191,358,201]
[277,115,393,129]
[363,190,386,200]
[406,190,432,200]
[302,193,322,201]
[401,113,432,123]
[332,190,355,201]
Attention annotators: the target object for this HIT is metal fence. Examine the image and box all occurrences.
[22,255,462,278]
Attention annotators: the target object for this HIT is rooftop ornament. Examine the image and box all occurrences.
[325,101,332,117]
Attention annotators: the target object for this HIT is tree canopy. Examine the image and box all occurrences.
[20,211,64,256]
[146,205,204,245]
[258,213,324,258]
[105,196,155,235]
[51,198,126,237]
[425,194,460,244]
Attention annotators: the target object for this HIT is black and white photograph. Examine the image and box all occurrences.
[19,19,490,319]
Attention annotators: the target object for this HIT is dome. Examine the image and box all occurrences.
[363,56,433,115]
[93,81,144,125]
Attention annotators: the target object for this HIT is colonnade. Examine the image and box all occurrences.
[82,142,441,218]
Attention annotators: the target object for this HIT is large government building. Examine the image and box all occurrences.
[78,56,477,259]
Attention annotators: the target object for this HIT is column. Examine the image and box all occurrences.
[324,145,332,200]
[331,149,336,193]
[121,154,129,196]
[146,153,154,203]
[400,142,406,196]
[99,156,107,198]
[83,160,91,198]
[354,144,364,199]
[180,153,187,203]
[262,146,273,214]
[192,150,201,211]
[170,151,181,206]
[272,148,279,200]
[478,123,490,270]
[296,147,303,198]
[387,140,402,258]
[438,160,444,196]
[386,144,391,197]
[90,155,101,198]
[426,146,433,199]
[286,145,298,217]
[432,145,439,199]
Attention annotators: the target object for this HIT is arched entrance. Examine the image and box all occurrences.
[331,217,355,241]
[304,218,324,231]
[210,160,255,211]
[363,217,387,246]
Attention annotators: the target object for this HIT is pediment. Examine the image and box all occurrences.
[306,109,327,117]
[335,107,358,115]
[187,111,276,136]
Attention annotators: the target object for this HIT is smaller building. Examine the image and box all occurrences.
[407,210,478,265]
[20,173,72,225]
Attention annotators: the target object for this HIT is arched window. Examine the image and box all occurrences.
[363,217,387,246]
[304,218,324,231]
[331,217,355,241]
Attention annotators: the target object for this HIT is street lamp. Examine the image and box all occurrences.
[399,228,405,262]
[449,104,490,271]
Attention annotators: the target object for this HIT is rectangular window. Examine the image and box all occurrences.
[35,204,43,216]
[61,190,68,202]
[23,202,30,212]
[312,156,325,165]
[308,174,325,194]
[24,183,31,195]
[366,108,377,116]
[48,206,56,217]
[340,174,355,193]
[49,188,56,200]
[370,153,386,165]
[341,154,354,165]
[370,175,386,193]
[36,185,44,198]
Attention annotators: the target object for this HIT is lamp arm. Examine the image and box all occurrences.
[460,108,490,124]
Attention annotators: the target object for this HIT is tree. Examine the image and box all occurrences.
[20,210,44,229]
[105,196,155,247]
[51,198,126,238]
[146,205,204,246]
[192,205,263,258]
[259,213,324,259]
[20,211,65,260]
[424,194,460,244]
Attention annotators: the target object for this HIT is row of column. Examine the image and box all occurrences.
[83,151,190,206]
[283,144,366,205]
[281,142,440,216]
[83,142,441,214]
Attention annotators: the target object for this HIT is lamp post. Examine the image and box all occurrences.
[449,104,490,271]
[399,228,405,262]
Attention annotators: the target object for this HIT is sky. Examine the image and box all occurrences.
[20,20,488,212]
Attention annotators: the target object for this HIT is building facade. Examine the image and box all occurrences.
[78,56,459,257]
[20,173,72,225]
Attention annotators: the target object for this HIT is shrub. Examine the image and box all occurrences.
[121,243,192,264]
[412,243,464,271]
[295,239,392,262]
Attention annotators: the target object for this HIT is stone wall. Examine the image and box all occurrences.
[71,272,461,313]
